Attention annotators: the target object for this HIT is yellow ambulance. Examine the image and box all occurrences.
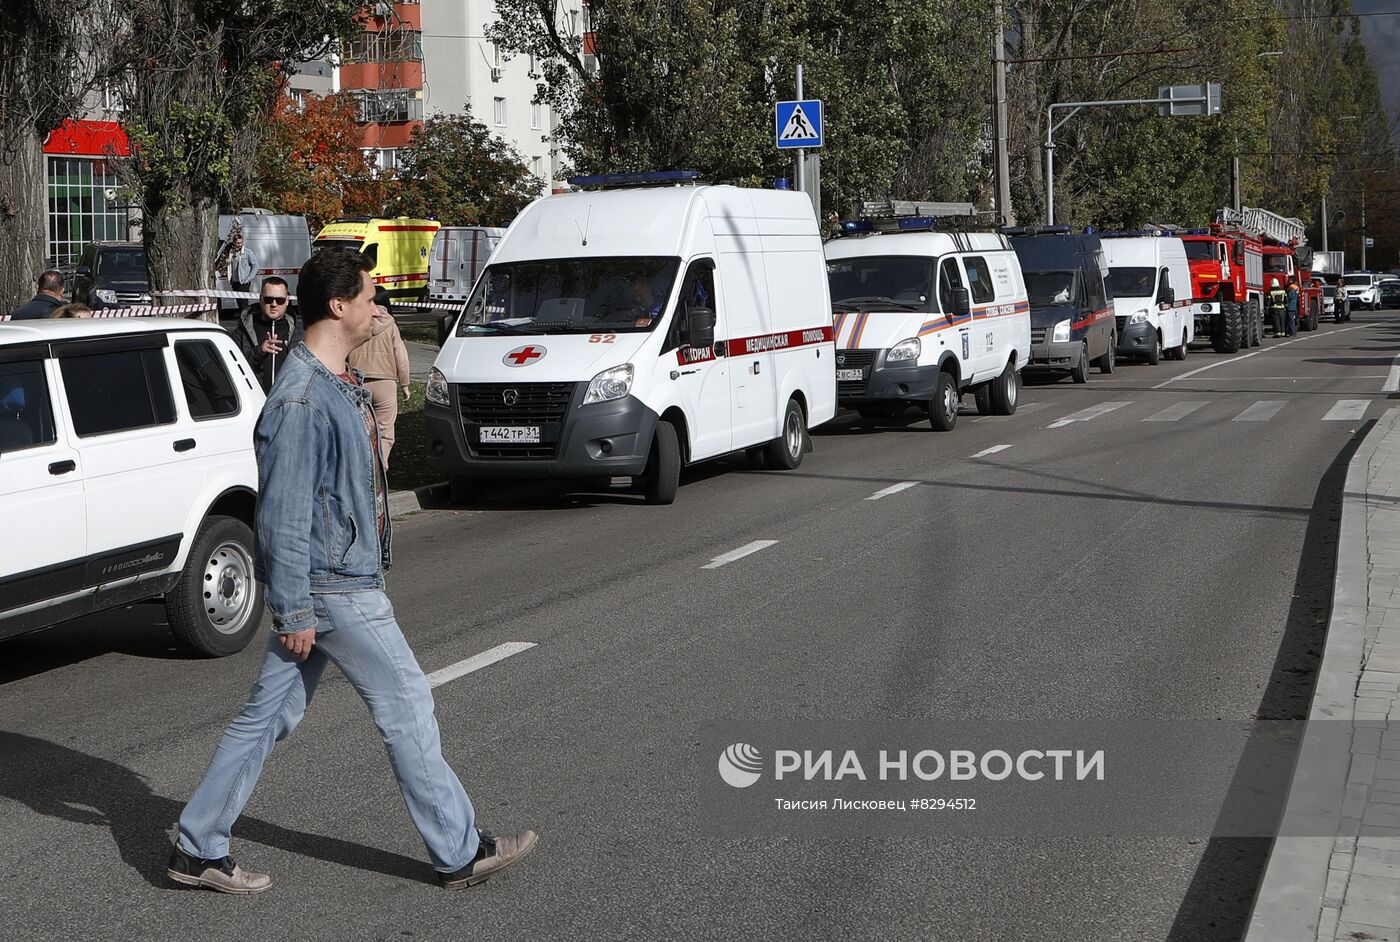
[312,217,442,300]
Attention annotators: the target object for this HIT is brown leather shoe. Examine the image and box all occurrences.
[439,829,539,889]
[167,844,272,894]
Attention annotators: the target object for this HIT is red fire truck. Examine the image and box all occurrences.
[1181,207,1322,353]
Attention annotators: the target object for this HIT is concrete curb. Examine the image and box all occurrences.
[1243,407,1400,941]
[387,482,446,518]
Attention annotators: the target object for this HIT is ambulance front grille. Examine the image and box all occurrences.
[456,382,576,459]
[1030,328,1046,345]
[834,349,876,398]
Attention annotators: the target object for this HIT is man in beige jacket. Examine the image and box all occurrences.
[347,287,413,467]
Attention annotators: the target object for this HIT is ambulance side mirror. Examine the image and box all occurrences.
[689,308,716,349]
[1159,285,1175,305]
[948,287,971,318]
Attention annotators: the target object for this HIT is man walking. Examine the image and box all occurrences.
[167,248,537,894]
[9,271,66,320]
[230,276,301,392]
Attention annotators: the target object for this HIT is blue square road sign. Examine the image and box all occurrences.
[775,100,823,149]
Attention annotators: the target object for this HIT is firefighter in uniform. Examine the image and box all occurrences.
[1267,283,1287,336]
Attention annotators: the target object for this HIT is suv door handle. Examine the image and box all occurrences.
[173,438,196,452]
[49,460,76,475]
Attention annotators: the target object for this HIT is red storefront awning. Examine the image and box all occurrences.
[44,119,131,158]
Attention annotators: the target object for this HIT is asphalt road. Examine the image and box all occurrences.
[4,314,1397,941]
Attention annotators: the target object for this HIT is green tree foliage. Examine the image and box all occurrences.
[393,111,541,226]
[488,0,996,224]
[116,0,360,307]
[492,0,1389,250]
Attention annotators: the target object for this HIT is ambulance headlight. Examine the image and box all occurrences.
[886,337,921,363]
[426,368,450,406]
[1051,319,1072,343]
[584,363,634,404]
[95,288,118,304]
[1129,310,1149,325]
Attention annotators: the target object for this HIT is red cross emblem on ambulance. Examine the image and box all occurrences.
[503,345,546,367]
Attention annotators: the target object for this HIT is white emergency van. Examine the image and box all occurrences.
[215,210,312,312]
[824,217,1030,430]
[427,226,506,304]
[1100,232,1196,363]
[423,171,837,505]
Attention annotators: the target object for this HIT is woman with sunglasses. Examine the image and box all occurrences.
[231,276,303,391]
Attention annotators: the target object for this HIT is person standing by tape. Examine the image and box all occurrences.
[167,248,538,894]
[231,276,302,391]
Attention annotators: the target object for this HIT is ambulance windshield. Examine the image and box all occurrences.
[458,257,681,335]
[827,256,935,312]
[1024,270,1078,306]
[1108,267,1156,299]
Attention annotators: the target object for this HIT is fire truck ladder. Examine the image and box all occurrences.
[1215,207,1306,246]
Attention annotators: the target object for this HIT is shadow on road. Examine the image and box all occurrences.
[0,605,195,687]
[1165,420,1369,942]
[0,731,430,889]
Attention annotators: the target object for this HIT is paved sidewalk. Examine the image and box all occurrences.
[406,339,437,381]
[1248,407,1400,941]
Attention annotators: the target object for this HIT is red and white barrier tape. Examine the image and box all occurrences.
[1,303,217,322]
[157,289,283,301]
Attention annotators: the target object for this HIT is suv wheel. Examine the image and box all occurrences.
[166,516,263,657]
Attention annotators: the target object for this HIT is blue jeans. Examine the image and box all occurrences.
[1287,309,1298,334]
[176,591,478,872]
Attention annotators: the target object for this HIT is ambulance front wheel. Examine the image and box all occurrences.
[765,398,807,469]
[639,420,681,504]
[1070,343,1090,385]
[929,372,959,431]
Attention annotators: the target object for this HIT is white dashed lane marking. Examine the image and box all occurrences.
[702,540,779,569]
[866,481,921,501]
[1323,400,1370,422]
[427,642,537,688]
[970,444,1013,459]
[1048,402,1131,429]
[1144,401,1209,422]
[1232,400,1287,422]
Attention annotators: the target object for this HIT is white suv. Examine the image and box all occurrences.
[0,317,265,656]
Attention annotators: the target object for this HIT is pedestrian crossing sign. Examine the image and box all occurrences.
[775,100,823,149]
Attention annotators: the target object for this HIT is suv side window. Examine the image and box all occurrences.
[665,259,717,353]
[60,346,176,436]
[174,340,241,420]
[0,359,57,452]
[964,256,995,304]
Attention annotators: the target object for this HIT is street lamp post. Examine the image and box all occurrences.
[1044,85,1220,225]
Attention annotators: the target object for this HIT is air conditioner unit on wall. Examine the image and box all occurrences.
[490,66,503,82]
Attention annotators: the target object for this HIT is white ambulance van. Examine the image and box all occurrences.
[824,213,1030,430]
[1100,232,1196,364]
[423,171,837,505]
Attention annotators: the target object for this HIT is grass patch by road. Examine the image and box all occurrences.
[385,381,444,493]
[397,323,441,347]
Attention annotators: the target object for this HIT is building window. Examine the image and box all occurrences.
[531,157,544,179]
[531,101,542,130]
[343,28,423,63]
[46,156,129,268]
[363,148,400,173]
[494,97,506,126]
[102,84,122,112]
[355,90,422,123]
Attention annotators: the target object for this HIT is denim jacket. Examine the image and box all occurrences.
[253,343,393,633]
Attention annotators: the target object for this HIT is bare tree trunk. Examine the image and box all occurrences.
[0,126,47,313]
[145,184,219,323]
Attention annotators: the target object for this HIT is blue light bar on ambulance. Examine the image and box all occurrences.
[1183,228,1211,235]
[841,220,875,233]
[1000,225,1071,236]
[896,216,939,231]
[566,169,701,187]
